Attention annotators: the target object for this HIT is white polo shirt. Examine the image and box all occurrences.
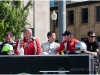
[41,42,60,55]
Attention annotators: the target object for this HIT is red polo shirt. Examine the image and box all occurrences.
[14,38,41,55]
[56,38,79,53]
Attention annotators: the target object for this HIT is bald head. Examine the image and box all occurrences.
[24,28,32,40]
[24,28,32,34]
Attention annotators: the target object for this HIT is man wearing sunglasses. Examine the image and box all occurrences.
[83,31,100,75]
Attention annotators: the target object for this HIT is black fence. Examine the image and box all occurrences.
[0,55,93,74]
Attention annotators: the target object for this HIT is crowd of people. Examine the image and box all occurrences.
[0,28,100,74]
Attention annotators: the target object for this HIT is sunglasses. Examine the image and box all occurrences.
[89,36,96,38]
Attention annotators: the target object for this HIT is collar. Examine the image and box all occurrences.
[24,37,33,42]
[48,41,54,44]
[4,41,14,45]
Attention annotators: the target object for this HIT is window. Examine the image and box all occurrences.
[81,8,88,23]
[96,37,100,42]
[30,28,34,36]
[68,10,74,25]
[96,6,100,21]
[81,38,88,41]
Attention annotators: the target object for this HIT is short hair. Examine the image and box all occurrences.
[23,28,32,34]
[5,31,13,37]
[47,31,55,37]
[87,31,94,36]
[62,30,72,36]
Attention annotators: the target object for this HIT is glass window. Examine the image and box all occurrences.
[96,37,100,42]
[81,8,88,23]
[68,10,74,25]
[96,6,100,21]
[81,38,88,41]
[30,28,34,36]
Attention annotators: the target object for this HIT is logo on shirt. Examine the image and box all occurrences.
[89,46,93,51]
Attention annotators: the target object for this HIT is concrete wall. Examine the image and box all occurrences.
[20,1,34,38]
[23,1,34,28]
[34,1,50,44]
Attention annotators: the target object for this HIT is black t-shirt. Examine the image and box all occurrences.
[83,40,100,66]
[83,40,99,52]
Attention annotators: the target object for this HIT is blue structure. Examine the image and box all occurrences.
[50,0,78,8]
[50,0,54,7]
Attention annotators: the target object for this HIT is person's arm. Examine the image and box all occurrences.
[14,40,20,55]
[56,42,64,53]
[55,43,60,51]
[86,51,97,57]
[87,42,99,57]
[0,42,4,55]
[35,38,42,55]
[41,43,44,53]
[94,42,99,57]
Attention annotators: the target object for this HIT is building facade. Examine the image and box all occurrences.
[50,1,100,42]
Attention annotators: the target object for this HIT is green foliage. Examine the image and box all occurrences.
[0,0,33,41]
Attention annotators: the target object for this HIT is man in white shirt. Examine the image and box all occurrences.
[41,31,60,55]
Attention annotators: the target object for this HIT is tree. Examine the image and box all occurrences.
[0,0,33,41]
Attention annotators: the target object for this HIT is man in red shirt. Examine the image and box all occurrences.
[14,28,41,55]
[56,30,79,54]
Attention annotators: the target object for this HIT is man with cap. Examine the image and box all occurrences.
[56,30,79,54]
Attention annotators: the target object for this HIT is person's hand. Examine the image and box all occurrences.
[17,52,20,55]
[86,51,90,54]
[86,51,97,56]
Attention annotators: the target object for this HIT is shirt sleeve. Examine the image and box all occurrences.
[55,43,60,50]
[0,42,5,54]
[57,43,60,47]
[35,38,42,55]
[95,42,100,59]
[95,42,99,50]
[56,42,65,53]
[41,43,44,53]
[95,42,99,52]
